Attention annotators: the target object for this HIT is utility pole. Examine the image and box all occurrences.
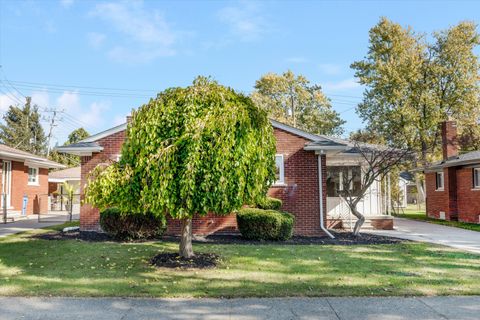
[44,108,63,156]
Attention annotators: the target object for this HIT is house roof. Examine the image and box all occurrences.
[57,118,392,156]
[400,171,415,182]
[54,142,104,156]
[49,166,80,182]
[423,150,480,172]
[0,144,65,169]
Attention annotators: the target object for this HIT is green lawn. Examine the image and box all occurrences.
[396,209,480,232]
[0,224,479,297]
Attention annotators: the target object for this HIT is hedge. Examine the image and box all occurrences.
[99,208,167,240]
[236,208,294,241]
[256,197,282,210]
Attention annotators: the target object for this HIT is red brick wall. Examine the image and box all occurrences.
[425,170,450,220]
[80,127,327,235]
[3,160,49,214]
[441,121,458,160]
[456,167,480,223]
[80,130,126,231]
[268,128,325,235]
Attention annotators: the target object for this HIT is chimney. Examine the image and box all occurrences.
[441,120,458,160]
[126,115,132,124]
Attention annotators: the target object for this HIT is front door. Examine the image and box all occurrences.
[1,161,12,209]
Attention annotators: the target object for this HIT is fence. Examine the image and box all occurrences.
[38,193,81,223]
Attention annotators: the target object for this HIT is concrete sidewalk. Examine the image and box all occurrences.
[364,217,480,254]
[0,213,79,238]
[0,296,479,320]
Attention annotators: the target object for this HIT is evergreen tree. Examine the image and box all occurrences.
[0,97,47,155]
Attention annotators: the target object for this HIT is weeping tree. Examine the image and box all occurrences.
[339,142,412,236]
[85,77,276,258]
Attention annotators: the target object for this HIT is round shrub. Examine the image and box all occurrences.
[100,208,167,240]
[236,208,295,241]
[256,197,282,210]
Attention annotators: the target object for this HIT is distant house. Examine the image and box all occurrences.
[423,120,480,224]
[397,171,416,208]
[0,144,64,218]
[57,117,395,235]
[48,166,81,212]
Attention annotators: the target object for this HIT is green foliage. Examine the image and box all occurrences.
[99,208,167,240]
[85,77,276,221]
[256,197,282,210]
[49,127,90,167]
[0,97,46,155]
[252,70,345,136]
[67,128,89,144]
[236,208,294,241]
[352,18,480,163]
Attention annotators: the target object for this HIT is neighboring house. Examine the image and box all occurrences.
[48,166,81,212]
[0,144,64,218]
[423,120,480,224]
[397,171,416,208]
[56,118,394,235]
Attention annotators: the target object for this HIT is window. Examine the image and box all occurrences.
[473,168,480,189]
[435,171,444,190]
[274,154,285,185]
[326,166,362,197]
[28,167,39,185]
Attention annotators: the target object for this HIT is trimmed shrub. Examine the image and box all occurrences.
[100,208,167,240]
[236,208,295,241]
[256,197,282,210]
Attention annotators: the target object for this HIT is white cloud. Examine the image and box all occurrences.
[87,32,106,49]
[318,64,342,76]
[217,2,269,41]
[60,0,74,8]
[323,78,361,91]
[89,1,176,63]
[56,91,110,128]
[0,93,19,112]
[285,57,308,64]
[31,90,50,108]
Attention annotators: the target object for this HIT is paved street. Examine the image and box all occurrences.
[0,296,479,320]
[0,213,79,238]
[364,217,480,254]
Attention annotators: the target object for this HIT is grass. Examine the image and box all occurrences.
[0,222,478,298]
[396,208,480,232]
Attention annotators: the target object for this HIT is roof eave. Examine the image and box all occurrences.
[54,146,104,156]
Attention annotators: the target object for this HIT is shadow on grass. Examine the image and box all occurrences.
[0,232,478,297]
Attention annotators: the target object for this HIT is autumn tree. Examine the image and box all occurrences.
[85,77,276,258]
[339,142,412,235]
[50,127,90,167]
[252,70,345,135]
[0,97,47,155]
[351,18,480,201]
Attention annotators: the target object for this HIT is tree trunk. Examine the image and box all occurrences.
[349,204,365,237]
[179,218,194,258]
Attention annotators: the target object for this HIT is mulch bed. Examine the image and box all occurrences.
[34,230,113,242]
[187,231,407,245]
[34,230,406,245]
[150,252,219,269]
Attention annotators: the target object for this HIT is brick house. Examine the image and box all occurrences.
[57,118,394,235]
[0,144,64,218]
[424,120,480,224]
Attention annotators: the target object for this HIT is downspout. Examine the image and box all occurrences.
[318,153,335,239]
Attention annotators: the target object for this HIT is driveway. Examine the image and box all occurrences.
[365,217,480,254]
[0,296,479,320]
[0,213,79,238]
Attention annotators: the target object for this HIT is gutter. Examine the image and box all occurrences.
[317,153,335,239]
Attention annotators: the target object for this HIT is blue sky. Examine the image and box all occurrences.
[0,0,479,145]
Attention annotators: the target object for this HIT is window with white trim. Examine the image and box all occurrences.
[473,168,480,189]
[435,171,444,191]
[28,167,39,185]
[274,154,285,185]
